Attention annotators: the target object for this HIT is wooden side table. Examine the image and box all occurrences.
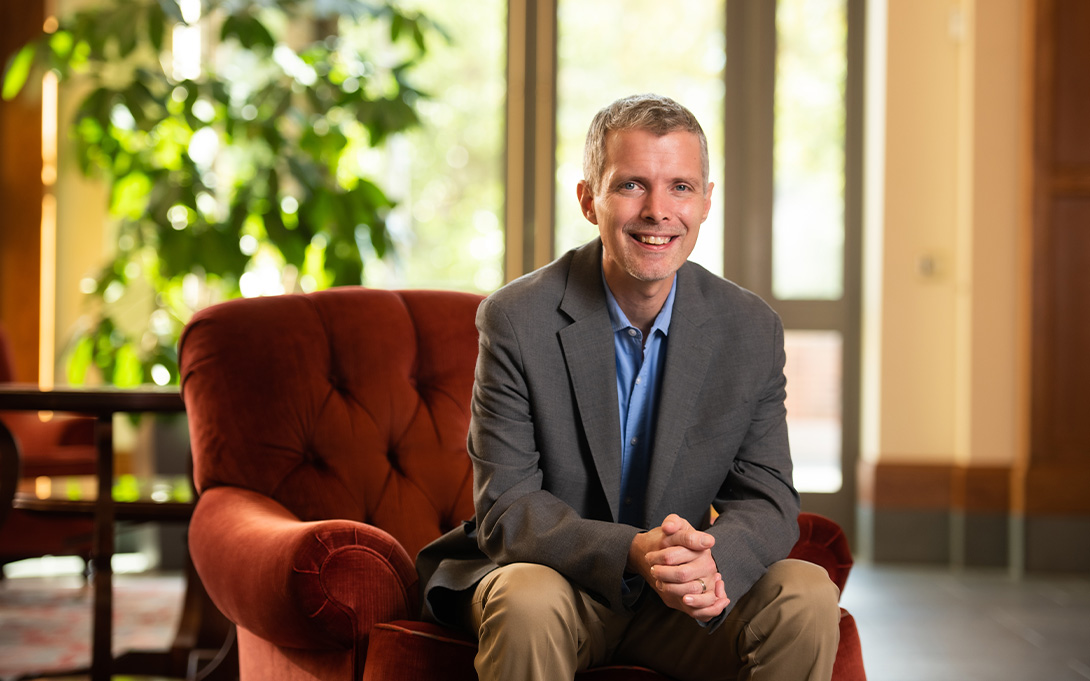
[0,385,211,681]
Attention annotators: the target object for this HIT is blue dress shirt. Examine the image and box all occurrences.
[603,274,677,528]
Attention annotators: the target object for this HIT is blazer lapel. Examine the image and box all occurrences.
[644,264,713,525]
[558,241,625,521]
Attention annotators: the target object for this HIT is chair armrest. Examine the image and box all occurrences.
[788,512,854,595]
[189,485,419,651]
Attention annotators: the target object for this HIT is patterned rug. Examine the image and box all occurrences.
[0,572,183,680]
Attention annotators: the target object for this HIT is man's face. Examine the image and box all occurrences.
[578,128,713,291]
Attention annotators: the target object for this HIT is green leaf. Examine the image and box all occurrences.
[368,220,390,259]
[112,344,144,387]
[325,239,363,286]
[157,227,196,279]
[148,7,165,52]
[264,205,307,268]
[194,225,249,280]
[157,0,184,24]
[48,30,75,62]
[2,44,36,101]
[66,335,95,385]
[221,14,276,50]
[116,13,138,58]
[390,13,404,42]
[111,172,153,218]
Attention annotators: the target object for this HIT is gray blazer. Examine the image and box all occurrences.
[417,239,800,627]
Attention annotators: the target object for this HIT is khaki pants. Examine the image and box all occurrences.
[469,559,840,681]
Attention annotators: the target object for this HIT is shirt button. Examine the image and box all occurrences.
[630,437,638,445]
[635,377,642,385]
[628,328,638,337]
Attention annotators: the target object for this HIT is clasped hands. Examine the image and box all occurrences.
[628,513,730,622]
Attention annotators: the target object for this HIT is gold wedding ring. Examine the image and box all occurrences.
[698,578,707,594]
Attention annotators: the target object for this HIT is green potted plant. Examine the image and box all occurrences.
[3,0,443,386]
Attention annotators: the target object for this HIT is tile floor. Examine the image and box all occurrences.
[840,562,1090,681]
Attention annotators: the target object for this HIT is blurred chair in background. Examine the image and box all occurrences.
[0,322,96,575]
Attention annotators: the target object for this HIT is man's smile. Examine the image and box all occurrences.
[631,233,678,246]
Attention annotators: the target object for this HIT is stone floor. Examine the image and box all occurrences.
[840,562,1090,681]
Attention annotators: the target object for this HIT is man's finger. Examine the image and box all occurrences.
[660,527,714,550]
[660,513,690,535]
[692,594,731,622]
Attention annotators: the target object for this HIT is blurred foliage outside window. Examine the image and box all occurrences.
[773,0,847,301]
[1,0,473,387]
[351,0,506,294]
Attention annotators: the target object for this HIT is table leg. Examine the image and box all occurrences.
[91,414,115,681]
[0,420,19,530]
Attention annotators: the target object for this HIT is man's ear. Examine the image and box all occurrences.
[576,180,597,224]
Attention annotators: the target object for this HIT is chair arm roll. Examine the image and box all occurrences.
[189,485,419,651]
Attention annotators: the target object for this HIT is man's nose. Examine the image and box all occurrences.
[640,189,669,222]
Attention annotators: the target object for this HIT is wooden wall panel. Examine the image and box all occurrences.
[1027,0,1090,511]
[0,1,44,382]
[1050,0,1090,168]
[1046,199,1090,457]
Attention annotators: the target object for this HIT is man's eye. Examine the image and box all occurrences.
[675,184,692,192]
[621,182,638,190]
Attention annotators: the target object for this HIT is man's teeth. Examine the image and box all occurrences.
[636,235,671,245]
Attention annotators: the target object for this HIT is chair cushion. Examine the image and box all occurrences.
[364,612,865,681]
[363,621,670,681]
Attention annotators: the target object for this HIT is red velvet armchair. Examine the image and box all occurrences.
[179,287,865,680]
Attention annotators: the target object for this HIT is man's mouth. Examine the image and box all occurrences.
[633,234,675,245]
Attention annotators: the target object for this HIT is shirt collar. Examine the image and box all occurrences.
[602,272,678,337]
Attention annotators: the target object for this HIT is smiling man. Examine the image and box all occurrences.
[417,94,840,681]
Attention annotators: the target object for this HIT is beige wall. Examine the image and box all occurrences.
[52,0,144,385]
[53,89,111,384]
[862,0,1029,468]
[54,85,110,384]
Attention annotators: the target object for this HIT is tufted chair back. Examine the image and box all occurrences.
[180,287,482,561]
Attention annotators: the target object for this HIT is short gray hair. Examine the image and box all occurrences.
[582,94,710,194]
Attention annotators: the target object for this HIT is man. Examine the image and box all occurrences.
[417,94,840,680]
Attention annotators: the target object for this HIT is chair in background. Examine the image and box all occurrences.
[179,287,866,680]
[0,323,96,573]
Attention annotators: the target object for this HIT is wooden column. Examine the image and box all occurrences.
[0,0,45,382]
[1020,0,1090,571]
[505,0,557,281]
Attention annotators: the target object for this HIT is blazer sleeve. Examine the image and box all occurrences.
[707,313,801,614]
[468,296,638,612]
